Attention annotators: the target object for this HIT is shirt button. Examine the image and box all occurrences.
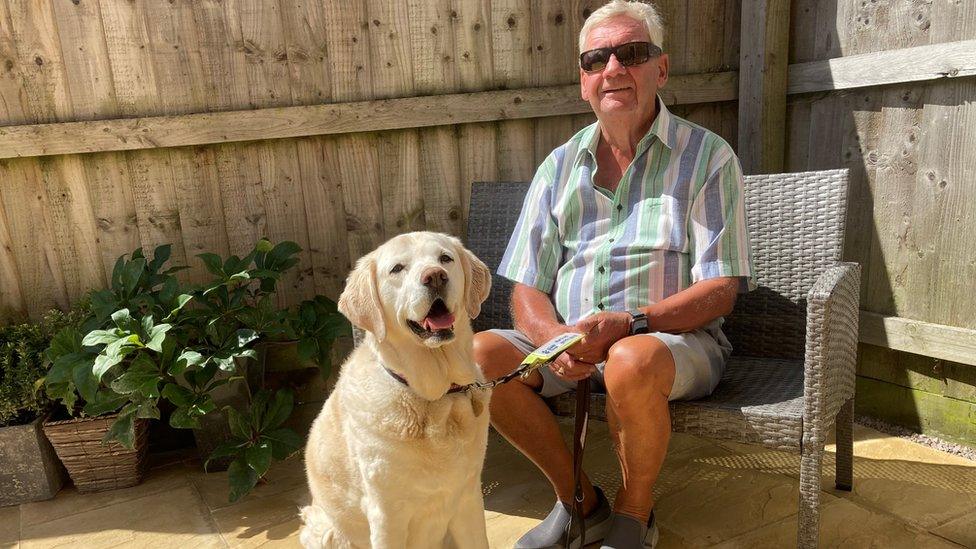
[597,303,605,310]
[609,238,614,242]
[598,266,605,274]
[616,204,623,211]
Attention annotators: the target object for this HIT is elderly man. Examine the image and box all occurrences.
[473,1,754,547]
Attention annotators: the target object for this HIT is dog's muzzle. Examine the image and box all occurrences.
[407,297,456,342]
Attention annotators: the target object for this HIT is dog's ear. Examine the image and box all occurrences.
[459,245,492,319]
[338,253,386,341]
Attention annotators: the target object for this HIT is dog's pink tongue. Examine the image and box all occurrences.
[423,311,455,331]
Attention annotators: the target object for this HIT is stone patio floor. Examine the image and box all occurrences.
[2,421,974,548]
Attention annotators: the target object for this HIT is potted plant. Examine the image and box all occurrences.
[42,245,193,492]
[0,307,86,505]
[174,240,349,496]
[43,240,349,501]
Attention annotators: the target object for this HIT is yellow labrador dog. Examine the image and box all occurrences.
[300,231,493,548]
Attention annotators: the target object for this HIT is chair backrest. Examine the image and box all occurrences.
[465,169,850,360]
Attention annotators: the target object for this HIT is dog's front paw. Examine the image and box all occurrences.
[299,505,343,549]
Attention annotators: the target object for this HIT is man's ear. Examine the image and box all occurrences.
[338,253,386,341]
[460,245,492,320]
[656,53,670,88]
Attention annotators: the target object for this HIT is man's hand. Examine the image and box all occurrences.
[569,311,632,364]
[548,352,597,382]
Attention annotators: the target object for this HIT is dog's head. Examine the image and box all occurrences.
[338,232,491,348]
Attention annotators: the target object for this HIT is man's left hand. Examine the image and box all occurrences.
[569,311,632,364]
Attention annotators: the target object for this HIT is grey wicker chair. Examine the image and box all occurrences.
[465,168,860,549]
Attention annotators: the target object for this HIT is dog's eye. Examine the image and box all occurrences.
[390,264,405,274]
[439,254,453,264]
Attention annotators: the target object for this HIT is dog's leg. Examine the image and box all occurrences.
[445,481,489,549]
[365,501,411,549]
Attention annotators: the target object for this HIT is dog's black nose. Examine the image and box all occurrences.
[421,267,448,290]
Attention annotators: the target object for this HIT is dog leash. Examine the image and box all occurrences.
[566,378,591,548]
[382,332,586,397]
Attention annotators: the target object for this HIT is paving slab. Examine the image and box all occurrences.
[712,496,962,549]
[0,506,19,548]
[19,484,223,549]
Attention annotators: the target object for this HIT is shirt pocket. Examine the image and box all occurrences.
[639,196,689,252]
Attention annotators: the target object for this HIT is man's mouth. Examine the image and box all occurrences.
[407,298,456,340]
[602,87,630,94]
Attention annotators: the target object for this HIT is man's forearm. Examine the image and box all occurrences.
[511,283,569,346]
[640,277,739,334]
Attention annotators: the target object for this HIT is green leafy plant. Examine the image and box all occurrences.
[42,240,350,501]
[205,388,303,502]
[44,246,195,447]
[293,295,350,377]
[0,305,89,427]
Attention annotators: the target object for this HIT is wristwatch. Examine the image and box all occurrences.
[628,310,649,335]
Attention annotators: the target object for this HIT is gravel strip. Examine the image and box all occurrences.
[855,415,976,462]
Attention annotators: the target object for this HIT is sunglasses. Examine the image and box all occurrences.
[579,41,662,72]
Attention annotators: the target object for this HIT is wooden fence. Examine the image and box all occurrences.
[0,0,739,319]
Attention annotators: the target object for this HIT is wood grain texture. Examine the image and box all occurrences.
[860,312,976,367]
[788,40,976,95]
[737,0,790,174]
[0,72,738,160]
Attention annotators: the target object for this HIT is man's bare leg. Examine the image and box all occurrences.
[473,332,598,513]
[602,336,676,521]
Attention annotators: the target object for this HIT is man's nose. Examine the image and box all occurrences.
[604,53,626,75]
[421,267,449,290]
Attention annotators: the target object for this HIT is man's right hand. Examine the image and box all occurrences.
[548,352,597,382]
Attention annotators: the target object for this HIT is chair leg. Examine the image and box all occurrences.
[835,398,854,491]
[797,444,822,549]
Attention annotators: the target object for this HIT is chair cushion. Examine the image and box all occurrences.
[546,356,805,451]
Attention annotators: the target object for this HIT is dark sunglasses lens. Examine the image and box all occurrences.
[616,42,650,66]
[580,49,610,72]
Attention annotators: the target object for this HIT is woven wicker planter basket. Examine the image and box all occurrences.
[42,414,149,493]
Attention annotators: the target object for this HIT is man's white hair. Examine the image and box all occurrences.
[578,0,664,52]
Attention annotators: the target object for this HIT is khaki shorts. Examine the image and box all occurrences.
[486,318,732,401]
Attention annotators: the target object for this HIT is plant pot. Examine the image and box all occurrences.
[0,414,66,506]
[42,414,149,493]
[192,346,269,472]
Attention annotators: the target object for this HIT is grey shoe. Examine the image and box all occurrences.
[600,511,659,549]
[514,486,614,549]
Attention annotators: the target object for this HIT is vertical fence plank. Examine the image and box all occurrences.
[144,1,230,284]
[366,0,424,240]
[0,0,29,125]
[39,154,106,299]
[408,1,462,237]
[911,2,976,327]
[280,1,351,299]
[0,184,25,318]
[451,0,496,233]
[531,3,576,169]
[190,0,263,278]
[737,0,790,174]
[228,0,315,305]
[0,159,69,315]
[51,0,141,283]
[7,0,106,310]
[99,0,189,275]
[492,0,535,180]
[420,127,464,236]
[324,1,384,262]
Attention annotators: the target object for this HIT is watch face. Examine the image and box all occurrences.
[629,313,649,334]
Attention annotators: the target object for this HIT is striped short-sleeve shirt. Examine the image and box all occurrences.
[497,97,755,326]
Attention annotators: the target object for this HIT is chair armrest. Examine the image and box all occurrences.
[803,262,861,440]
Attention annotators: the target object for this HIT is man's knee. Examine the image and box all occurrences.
[603,336,676,401]
[473,331,523,379]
